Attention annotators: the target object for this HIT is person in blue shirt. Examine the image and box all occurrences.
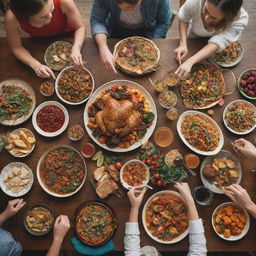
[90,0,172,73]
[0,199,25,256]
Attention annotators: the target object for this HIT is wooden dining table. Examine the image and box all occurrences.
[0,37,255,253]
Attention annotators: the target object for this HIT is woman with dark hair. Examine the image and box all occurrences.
[5,0,86,79]
[90,0,172,73]
[174,0,248,77]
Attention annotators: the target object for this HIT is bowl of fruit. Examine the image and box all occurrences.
[237,69,256,100]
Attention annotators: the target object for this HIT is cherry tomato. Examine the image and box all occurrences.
[154,173,160,179]
[156,163,160,168]
[150,178,156,185]
[147,152,151,157]
[115,162,122,169]
[153,155,158,160]
[147,159,152,165]
[157,180,163,187]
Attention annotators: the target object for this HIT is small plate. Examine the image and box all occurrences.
[223,99,256,135]
[200,150,242,194]
[55,66,95,105]
[120,159,150,190]
[32,101,69,137]
[6,128,36,158]
[24,203,54,236]
[212,202,250,241]
[0,162,34,197]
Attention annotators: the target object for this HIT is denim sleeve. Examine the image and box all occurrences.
[152,0,172,38]
[0,228,22,256]
[90,0,110,36]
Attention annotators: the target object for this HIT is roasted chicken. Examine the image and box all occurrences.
[95,94,141,137]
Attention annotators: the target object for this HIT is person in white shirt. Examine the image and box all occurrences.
[174,0,248,77]
[124,182,207,256]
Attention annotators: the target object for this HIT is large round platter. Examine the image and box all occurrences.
[32,101,69,137]
[223,99,256,135]
[36,145,87,197]
[113,36,160,76]
[179,63,226,109]
[212,202,250,241]
[84,80,157,152]
[55,66,95,105]
[200,150,242,194]
[177,110,224,156]
[142,190,189,244]
[208,41,244,68]
[0,79,36,126]
[237,68,256,100]
[74,201,118,246]
[44,41,72,71]
[0,162,34,197]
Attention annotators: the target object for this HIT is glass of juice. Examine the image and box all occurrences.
[154,127,174,147]
[193,186,213,206]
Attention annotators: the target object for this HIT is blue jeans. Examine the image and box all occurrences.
[0,228,22,256]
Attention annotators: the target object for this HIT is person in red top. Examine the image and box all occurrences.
[5,0,86,79]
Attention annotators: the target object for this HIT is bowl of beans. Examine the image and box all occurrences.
[120,159,150,190]
[68,124,84,141]
[32,101,69,137]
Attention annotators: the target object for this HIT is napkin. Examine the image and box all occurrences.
[71,236,115,256]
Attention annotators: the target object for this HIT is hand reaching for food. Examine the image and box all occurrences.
[234,139,256,160]
[53,215,70,241]
[33,63,56,79]
[174,45,188,65]
[71,45,84,67]
[127,187,147,210]
[3,199,26,219]
[224,184,256,218]
[100,46,118,74]
[175,59,194,78]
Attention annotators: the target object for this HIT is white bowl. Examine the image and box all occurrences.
[6,128,36,158]
[177,110,224,156]
[142,190,189,244]
[212,202,250,241]
[32,101,69,137]
[223,99,256,135]
[200,150,242,194]
[120,159,150,190]
[0,162,34,197]
[55,66,95,105]
[36,145,87,198]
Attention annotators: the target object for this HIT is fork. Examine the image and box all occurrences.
[223,135,238,152]
[174,158,197,176]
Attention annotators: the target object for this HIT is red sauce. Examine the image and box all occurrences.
[36,105,65,132]
[81,143,95,157]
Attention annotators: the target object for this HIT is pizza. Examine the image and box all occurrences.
[113,37,160,75]
[179,63,225,109]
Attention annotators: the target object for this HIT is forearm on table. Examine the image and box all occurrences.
[179,21,188,47]
[186,200,199,221]
[46,237,63,256]
[187,43,218,65]
[72,26,86,51]
[129,207,139,222]
[246,203,256,219]
[12,47,41,70]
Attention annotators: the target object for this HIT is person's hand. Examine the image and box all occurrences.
[3,199,26,218]
[71,45,84,67]
[234,139,256,159]
[33,63,56,79]
[53,215,70,241]
[127,187,147,210]
[224,184,255,210]
[175,58,194,78]
[99,46,117,74]
[174,182,194,205]
[174,45,188,65]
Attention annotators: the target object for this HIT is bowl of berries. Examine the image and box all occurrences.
[237,69,256,100]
